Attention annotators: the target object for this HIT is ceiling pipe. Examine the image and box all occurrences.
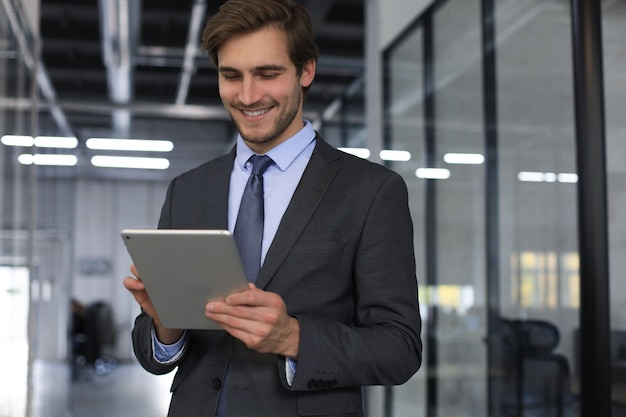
[175,0,207,106]
[98,0,140,138]
[1,0,74,137]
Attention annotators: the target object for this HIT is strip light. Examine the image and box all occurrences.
[34,136,78,148]
[338,147,371,159]
[443,153,484,165]
[1,135,34,146]
[416,168,451,179]
[557,173,578,183]
[91,155,170,170]
[380,150,411,162]
[86,138,174,152]
[518,171,578,183]
[18,154,78,166]
[2,135,78,148]
[338,148,412,162]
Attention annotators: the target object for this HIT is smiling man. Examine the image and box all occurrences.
[215,26,314,152]
[123,1,422,416]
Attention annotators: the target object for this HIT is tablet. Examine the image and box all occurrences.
[121,229,249,330]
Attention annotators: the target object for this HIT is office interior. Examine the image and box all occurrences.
[0,0,624,416]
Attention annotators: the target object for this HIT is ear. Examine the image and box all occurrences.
[300,59,316,88]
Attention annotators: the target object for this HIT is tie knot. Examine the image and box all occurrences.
[249,155,273,176]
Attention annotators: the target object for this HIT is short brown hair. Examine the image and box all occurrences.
[201,0,319,82]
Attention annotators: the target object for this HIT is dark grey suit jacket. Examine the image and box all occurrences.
[131,136,422,416]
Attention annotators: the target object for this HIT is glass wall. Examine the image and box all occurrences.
[496,1,578,414]
[384,17,427,417]
[605,0,626,414]
[383,0,595,415]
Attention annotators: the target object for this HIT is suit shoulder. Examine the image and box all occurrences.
[332,146,404,180]
[169,154,232,184]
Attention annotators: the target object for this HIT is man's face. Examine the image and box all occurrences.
[217,26,315,154]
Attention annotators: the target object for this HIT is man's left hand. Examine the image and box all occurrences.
[206,283,300,359]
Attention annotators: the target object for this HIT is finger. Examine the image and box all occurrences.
[130,263,140,277]
[207,309,262,338]
[225,287,264,307]
[206,301,261,328]
[123,275,144,291]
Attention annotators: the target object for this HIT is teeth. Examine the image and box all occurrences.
[243,108,269,117]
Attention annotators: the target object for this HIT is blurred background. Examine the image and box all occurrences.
[1,0,625,416]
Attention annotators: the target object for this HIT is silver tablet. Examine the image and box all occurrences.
[121,229,248,330]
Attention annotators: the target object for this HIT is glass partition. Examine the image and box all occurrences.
[496,0,578,414]
[604,0,626,413]
[385,0,582,415]
[384,17,426,417]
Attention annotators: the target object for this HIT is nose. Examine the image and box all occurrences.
[239,76,261,106]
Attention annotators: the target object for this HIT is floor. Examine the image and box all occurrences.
[0,353,174,417]
[70,360,174,417]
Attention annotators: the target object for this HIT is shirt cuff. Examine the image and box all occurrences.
[285,357,297,386]
[151,324,187,364]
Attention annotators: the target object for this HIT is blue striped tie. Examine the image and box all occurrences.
[233,154,274,283]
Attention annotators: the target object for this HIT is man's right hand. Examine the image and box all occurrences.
[123,264,184,344]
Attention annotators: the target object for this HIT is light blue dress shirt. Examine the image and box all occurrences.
[151,120,317,384]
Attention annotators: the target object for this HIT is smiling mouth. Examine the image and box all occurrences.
[242,107,272,117]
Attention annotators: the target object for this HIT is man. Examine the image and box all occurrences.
[123,0,422,416]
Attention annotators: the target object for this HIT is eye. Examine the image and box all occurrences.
[260,73,279,80]
[221,73,241,81]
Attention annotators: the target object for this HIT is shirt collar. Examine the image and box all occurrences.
[235,120,316,172]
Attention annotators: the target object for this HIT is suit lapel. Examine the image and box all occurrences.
[256,138,341,289]
[203,150,235,230]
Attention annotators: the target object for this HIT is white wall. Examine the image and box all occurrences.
[73,179,169,360]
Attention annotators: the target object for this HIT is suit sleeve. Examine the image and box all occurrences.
[289,172,422,390]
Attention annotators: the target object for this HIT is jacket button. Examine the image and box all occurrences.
[212,378,222,390]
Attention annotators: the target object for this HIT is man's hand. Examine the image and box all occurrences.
[205,283,300,359]
[123,264,184,344]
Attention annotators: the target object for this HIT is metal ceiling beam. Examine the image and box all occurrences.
[57,100,230,121]
[98,0,140,137]
[1,0,74,137]
[175,0,207,105]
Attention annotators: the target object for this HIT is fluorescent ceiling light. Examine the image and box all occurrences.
[34,136,78,148]
[337,148,412,162]
[86,138,174,152]
[543,172,557,183]
[416,168,451,180]
[518,171,544,182]
[443,153,484,164]
[2,135,78,149]
[1,135,34,147]
[557,173,578,183]
[518,171,577,183]
[380,150,411,162]
[18,153,78,166]
[338,147,371,159]
[91,155,170,170]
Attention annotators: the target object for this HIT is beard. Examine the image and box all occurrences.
[228,83,303,146]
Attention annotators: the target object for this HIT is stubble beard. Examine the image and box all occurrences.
[230,85,303,147]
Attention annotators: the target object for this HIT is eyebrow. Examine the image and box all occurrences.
[218,64,287,74]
